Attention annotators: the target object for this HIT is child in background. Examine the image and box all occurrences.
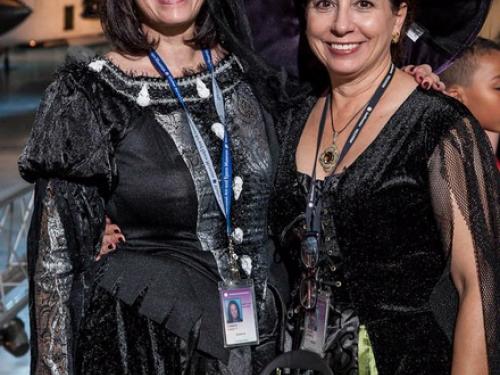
[440,37,500,167]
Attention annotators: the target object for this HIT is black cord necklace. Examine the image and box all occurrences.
[317,64,396,175]
[319,101,367,174]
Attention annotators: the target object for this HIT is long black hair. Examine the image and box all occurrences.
[227,300,242,322]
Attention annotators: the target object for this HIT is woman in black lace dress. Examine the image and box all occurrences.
[271,0,499,374]
[18,0,293,374]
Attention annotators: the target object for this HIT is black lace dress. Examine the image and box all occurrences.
[271,88,500,374]
[19,55,283,375]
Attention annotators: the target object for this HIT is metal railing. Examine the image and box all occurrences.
[0,185,33,327]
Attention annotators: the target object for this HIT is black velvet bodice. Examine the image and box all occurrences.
[106,109,199,247]
[271,88,500,374]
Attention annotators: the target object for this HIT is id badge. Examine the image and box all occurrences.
[219,279,259,347]
[300,290,330,356]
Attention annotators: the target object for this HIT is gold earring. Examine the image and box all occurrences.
[392,32,401,44]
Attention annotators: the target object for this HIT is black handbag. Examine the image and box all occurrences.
[260,350,334,375]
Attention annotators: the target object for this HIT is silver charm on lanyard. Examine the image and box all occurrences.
[149,49,259,347]
[201,51,259,348]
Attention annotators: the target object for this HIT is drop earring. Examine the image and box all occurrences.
[392,31,401,44]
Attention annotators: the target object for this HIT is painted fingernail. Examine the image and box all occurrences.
[119,237,125,243]
[114,229,120,234]
[423,81,431,89]
[108,244,113,250]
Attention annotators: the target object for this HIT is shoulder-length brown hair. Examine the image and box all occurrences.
[99,0,218,56]
[388,0,415,63]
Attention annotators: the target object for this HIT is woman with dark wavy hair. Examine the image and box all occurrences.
[19,0,290,374]
[227,300,243,323]
[272,0,499,373]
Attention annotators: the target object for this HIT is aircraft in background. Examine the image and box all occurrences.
[0,0,102,49]
[0,0,32,36]
[0,0,102,71]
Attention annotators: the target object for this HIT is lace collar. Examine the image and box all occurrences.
[87,54,244,107]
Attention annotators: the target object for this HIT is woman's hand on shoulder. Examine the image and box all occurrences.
[96,216,125,261]
[402,64,446,92]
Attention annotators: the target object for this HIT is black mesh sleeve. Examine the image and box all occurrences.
[428,115,500,374]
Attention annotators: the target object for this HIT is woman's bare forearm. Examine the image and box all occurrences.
[451,287,488,375]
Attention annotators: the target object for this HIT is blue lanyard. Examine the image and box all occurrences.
[149,49,233,236]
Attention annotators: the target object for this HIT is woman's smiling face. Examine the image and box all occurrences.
[135,0,205,31]
[305,0,407,79]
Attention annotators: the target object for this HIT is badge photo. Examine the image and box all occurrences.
[219,280,259,348]
[301,291,330,356]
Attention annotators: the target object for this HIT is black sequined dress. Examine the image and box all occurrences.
[19,55,282,375]
[271,88,500,374]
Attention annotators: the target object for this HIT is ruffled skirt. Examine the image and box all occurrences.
[76,286,279,375]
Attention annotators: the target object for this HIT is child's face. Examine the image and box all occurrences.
[461,51,500,133]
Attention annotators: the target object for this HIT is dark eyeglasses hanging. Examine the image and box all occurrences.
[299,94,330,311]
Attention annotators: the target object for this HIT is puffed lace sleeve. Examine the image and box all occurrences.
[19,67,112,375]
[427,111,500,374]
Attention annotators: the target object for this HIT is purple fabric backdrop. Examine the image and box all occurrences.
[244,0,301,76]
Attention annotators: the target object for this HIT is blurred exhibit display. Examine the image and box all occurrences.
[0,0,103,49]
